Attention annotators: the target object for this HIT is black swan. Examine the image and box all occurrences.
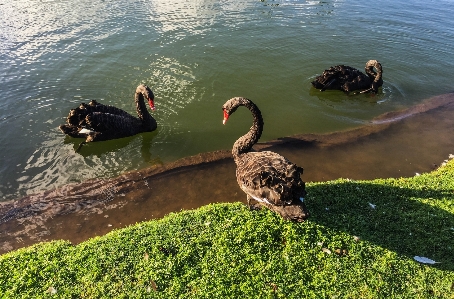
[311,60,383,93]
[59,84,156,151]
[222,97,309,221]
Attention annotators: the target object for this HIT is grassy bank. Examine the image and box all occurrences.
[1,159,453,298]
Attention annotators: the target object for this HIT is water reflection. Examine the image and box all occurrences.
[0,0,119,62]
[66,131,161,165]
[145,0,254,34]
[12,130,161,201]
[309,87,383,103]
[260,0,338,18]
[147,56,202,116]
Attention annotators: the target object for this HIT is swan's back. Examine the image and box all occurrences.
[65,101,135,127]
[311,65,370,92]
[311,60,383,93]
[82,112,145,142]
[235,151,306,206]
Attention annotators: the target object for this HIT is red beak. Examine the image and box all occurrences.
[148,98,156,110]
[223,109,229,125]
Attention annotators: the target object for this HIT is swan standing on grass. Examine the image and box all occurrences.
[311,60,383,93]
[59,84,156,151]
[222,97,309,221]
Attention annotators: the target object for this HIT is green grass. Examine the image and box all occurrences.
[1,159,454,298]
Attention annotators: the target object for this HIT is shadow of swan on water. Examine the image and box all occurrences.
[305,181,454,271]
[63,129,159,163]
[308,85,387,104]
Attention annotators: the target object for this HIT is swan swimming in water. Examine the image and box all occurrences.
[59,84,156,151]
[311,60,383,93]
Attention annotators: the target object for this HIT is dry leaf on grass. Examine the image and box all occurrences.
[47,286,57,295]
[322,248,332,254]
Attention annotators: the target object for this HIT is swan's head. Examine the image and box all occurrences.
[141,85,155,111]
[222,97,248,125]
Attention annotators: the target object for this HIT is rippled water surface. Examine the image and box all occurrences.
[1,0,453,201]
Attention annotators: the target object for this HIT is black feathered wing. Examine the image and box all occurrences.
[235,151,306,206]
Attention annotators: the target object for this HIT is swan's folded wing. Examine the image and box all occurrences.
[236,151,305,206]
[84,112,142,140]
[88,101,136,118]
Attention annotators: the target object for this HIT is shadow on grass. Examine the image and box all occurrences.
[306,181,454,271]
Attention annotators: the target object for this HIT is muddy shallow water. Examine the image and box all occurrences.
[1,93,453,254]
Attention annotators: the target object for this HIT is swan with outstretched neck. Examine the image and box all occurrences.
[222,97,309,221]
[311,60,383,93]
[59,84,156,151]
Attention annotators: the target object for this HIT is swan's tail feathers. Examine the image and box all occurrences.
[59,125,81,138]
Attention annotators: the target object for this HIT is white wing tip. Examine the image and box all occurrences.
[79,128,95,135]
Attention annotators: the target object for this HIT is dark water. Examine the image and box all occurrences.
[1,0,454,201]
[0,93,453,253]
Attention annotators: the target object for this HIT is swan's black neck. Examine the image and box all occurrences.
[135,85,157,131]
[228,97,264,160]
